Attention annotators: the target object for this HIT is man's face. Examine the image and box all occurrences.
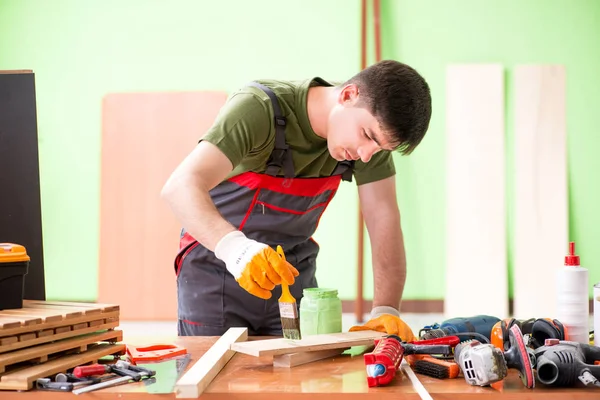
[326,84,393,163]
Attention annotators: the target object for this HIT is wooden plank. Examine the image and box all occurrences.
[0,343,125,390]
[22,302,101,316]
[444,64,508,318]
[0,310,66,322]
[230,330,385,357]
[175,327,248,398]
[0,330,122,373]
[99,91,228,320]
[0,337,17,346]
[0,321,119,354]
[512,65,568,319]
[273,348,345,368]
[0,319,23,330]
[0,70,33,74]
[0,310,119,338]
[0,315,41,327]
[23,300,118,313]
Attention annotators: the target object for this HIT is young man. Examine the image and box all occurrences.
[161,60,432,341]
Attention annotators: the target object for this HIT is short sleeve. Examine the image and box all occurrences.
[200,92,272,168]
[353,151,396,185]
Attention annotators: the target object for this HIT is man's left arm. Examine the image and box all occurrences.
[350,175,416,340]
[358,175,406,311]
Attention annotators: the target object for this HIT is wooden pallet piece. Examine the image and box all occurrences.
[0,310,119,338]
[0,320,119,354]
[22,302,101,316]
[0,330,122,373]
[0,343,126,391]
[444,64,508,318]
[23,300,120,313]
[0,308,81,321]
[175,327,248,398]
[230,330,385,357]
[0,318,26,330]
[512,65,568,319]
[0,316,41,329]
[273,348,346,368]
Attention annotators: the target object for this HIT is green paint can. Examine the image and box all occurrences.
[299,288,342,337]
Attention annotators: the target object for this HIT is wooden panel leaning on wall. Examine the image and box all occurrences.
[444,64,508,318]
[512,65,568,319]
[99,91,228,320]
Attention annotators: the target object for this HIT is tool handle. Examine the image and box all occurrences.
[410,336,460,347]
[404,344,452,355]
[73,364,110,378]
[582,343,600,364]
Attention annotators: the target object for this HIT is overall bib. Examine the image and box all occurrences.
[174,82,354,336]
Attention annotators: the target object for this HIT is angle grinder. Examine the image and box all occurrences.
[454,324,535,388]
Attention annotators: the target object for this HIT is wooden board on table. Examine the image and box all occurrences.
[273,348,346,368]
[0,343,125,391]
[230,330,385,357]
[99,91,228,320]
[0,329,122,373]
[175,327,248,398]
[445,64,508,318]
[512,65,568,319]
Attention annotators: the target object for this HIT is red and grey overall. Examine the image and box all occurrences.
[174,82,354,336]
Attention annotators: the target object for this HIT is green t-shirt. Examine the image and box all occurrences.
[200,77,395,186]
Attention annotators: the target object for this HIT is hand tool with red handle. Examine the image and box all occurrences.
[73,362,143,381]
[73,364,111,378]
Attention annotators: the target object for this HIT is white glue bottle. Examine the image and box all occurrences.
[556,241,589,344]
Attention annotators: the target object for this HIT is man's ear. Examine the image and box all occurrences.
[338,84,360,105]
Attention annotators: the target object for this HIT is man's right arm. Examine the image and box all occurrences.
[160,140,236,252]
[161,90,299,299]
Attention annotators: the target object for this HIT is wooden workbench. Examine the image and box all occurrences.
[2,336,599,399]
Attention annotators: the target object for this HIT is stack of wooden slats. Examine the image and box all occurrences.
[0,300,125,391]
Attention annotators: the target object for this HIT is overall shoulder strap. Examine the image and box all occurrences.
[247,82,295,178]
[332,160,355,182]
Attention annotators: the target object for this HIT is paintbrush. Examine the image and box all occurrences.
[276,245,301,340]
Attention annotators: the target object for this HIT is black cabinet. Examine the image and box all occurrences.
[0,71,46,300]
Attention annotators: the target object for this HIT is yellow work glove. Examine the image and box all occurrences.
[214,231,299,299]
[349,306,417,342]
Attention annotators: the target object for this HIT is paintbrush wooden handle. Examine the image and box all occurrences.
[276,245,297,304]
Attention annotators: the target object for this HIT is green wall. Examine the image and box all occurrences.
[1,0,599,304]
[380,0,600,299]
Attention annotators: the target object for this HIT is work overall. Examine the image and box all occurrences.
[174,82,354,336]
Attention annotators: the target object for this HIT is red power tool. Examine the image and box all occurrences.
[364,334,459,387]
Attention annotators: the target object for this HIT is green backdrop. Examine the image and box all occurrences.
[1,0,598,304]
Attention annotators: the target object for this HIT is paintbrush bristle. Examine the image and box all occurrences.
[281,317,301,340]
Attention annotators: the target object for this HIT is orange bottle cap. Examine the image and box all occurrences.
[0,243,30,263]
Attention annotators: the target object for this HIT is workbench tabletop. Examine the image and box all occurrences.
[3,336,599,399]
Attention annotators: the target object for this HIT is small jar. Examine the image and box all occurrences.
[299,288,342,337]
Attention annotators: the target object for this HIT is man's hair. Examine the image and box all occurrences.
[343,60,432,155]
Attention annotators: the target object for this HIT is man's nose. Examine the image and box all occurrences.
[358,142,379,163]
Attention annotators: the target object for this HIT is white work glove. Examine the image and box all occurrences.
[214,231,299,299]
